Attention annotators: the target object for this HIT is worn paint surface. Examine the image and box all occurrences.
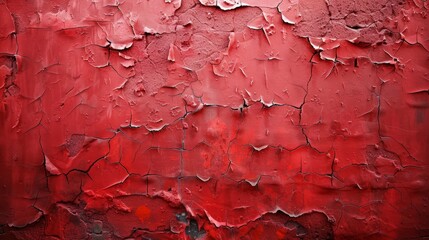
[0,0,428,239]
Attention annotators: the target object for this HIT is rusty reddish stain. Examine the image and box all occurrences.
[0,0,428,239]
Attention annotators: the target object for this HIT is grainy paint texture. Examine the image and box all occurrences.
[0,0,428,239]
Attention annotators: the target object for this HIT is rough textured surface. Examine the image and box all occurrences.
[0,0,428,239]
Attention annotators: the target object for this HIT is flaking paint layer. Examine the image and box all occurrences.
[1,0,428,239]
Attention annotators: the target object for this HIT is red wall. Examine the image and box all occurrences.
[1,0,428,239]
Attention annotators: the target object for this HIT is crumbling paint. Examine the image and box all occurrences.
[0,0,428,239]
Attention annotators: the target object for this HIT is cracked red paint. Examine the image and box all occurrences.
[0,0,428,239]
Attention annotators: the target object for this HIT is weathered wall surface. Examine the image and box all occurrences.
[0,0,428,239]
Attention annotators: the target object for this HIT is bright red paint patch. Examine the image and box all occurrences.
[135,205,152,222]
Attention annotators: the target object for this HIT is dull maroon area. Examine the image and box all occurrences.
[0,0,428,239]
